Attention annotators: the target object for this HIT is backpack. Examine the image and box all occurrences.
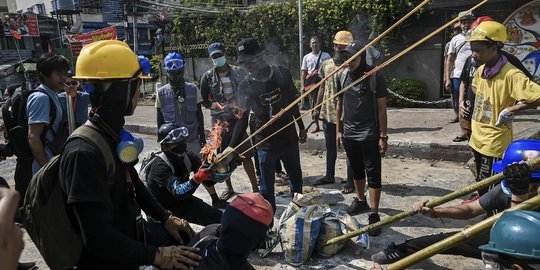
[3,85,66,160]
[22,125,116,270]
[139,151,192,183]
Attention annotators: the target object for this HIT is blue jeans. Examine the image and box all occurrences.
[451,78,461,110]
[258,141,303,212]
[323,120,353,183]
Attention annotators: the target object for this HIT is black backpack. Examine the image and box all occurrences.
[3,85,62,160]
[22,125,116,270]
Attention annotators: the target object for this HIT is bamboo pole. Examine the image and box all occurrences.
[240,0,488,157]
[325,157,540,246]
[386,194,540,270]
[214,0,432,164]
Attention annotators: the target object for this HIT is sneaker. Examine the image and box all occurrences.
[371,242,407,264]
[461,192,480,205]
[257,229,280,258]
[212,198,229,209]
[345,197,370,215]
[368,213,381,236]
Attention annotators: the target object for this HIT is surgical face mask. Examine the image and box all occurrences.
[212,56,227,67]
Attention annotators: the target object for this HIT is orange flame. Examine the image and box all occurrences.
[200,120,229,163]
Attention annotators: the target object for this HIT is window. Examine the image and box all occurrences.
[37,4,46,15]
[79,0,103,14]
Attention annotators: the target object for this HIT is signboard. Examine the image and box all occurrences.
[67,26,117,46]
[1,13,40,37]
[504,0,540,81]
[70,41,83,56]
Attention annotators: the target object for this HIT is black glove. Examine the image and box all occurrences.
[503,163,531,195]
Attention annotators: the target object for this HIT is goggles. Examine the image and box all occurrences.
[160,127,189,144]
[164,59,186,71]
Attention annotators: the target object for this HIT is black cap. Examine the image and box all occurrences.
[343,40,366,56]
[236,38,263,63]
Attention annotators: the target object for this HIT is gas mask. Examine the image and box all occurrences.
[116,129,144,164]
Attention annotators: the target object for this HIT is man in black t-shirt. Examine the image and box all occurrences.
[335,41,389,236]
[59,40,201,270]
[222,38,307,214]
[146,123,222,226]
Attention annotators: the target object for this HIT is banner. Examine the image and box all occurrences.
[1,13,40,37]
[67,26,117,46]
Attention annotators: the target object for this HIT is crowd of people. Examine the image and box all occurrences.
[0,9,539,270]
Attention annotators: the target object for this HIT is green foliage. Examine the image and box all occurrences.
[170,0,422,61]
[386,77,426,107]
[150,54,163,74]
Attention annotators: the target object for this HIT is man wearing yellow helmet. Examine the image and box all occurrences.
[59,40,201,269]
[468,21,540,198]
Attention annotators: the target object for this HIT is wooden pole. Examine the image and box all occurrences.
[387,194,540,270]
[324,157,540,246]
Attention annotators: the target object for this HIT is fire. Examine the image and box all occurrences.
[200,120,229,163]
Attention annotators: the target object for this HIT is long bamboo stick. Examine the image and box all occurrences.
[214,0,432,164]
[240,0,488,157]
[325,157,540,246]
[386,194,540,270]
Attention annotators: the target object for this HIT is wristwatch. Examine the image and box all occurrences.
[380,135,389,141]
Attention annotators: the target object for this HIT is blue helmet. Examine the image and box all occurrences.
[480,210,540,260]
[137,55,152,78]
[493,139,540,179]
[163,52,186,71]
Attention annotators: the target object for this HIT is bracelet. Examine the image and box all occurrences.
[380,135,389,141]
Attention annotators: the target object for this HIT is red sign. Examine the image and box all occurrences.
[70,41,83,56]
[1,13,40,37]
[67,26,117,46]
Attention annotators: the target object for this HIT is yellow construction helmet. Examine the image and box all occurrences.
[74,40,141,80]
[468,21,507,43]
[333,31,353,45]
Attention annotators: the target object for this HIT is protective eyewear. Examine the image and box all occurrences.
[164,59,186,71]
[160,127,189,144]
[64,81,80,87]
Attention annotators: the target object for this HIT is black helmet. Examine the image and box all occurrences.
[158,123,189,144]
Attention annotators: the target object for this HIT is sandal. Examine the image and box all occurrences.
[220,190,236,200]
[449,118,459,123]
[311,126,321,133]
[341,184,355,194]
[276,172,289,181]
[452,136,468,142]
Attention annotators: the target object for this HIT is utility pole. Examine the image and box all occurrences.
[133,0,137,53]
[298,0,303,82]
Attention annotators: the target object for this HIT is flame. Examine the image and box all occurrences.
[200,120,229,163]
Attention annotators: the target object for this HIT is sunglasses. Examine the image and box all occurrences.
[164,59,186,71]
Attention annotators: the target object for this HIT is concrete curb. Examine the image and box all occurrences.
[124,122,540,163]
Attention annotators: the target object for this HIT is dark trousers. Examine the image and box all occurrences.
[169,196,223,226]
[472,148,501,197]
[15,159,33,207]
[342,138,382,189]
[258,142,303,212]
[397,230,490,259]
[322,120,353,183]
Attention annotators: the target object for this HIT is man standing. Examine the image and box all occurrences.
[156,52,227,208]
[311,31,354,193]
[301,36,331,133]
[468,21,540,198]
[445,11,476,141]
[200,42,259,200]
[223,37,307,216]
[335,41,388,236]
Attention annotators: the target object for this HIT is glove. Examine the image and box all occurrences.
[153,246,201,270]
[495,108,514,128]
[503,162,531,195]
[164,215,196,244]
[193,165,213,184]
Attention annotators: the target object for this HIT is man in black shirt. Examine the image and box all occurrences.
[59,40,201,270]
[371,142,540,265]
[335,41,389,236]
[145,123,222,226]
[222,38,307,214]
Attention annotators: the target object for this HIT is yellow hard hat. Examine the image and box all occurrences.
[333,31,353,45]
[74,40,141,80]
[468,21,507,43]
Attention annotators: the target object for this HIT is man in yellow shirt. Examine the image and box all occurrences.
[468,21,540,198]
